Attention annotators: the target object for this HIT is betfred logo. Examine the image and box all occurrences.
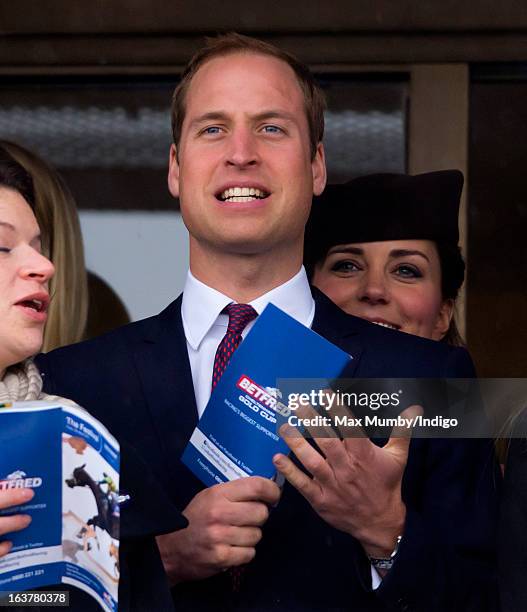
[237,376,290,417]
[0,470,43,491]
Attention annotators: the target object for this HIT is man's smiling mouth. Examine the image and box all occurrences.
[217,187,270,203]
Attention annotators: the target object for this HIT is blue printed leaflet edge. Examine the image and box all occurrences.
[182,303,351,487]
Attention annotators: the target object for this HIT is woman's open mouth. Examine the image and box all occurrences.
[14,295,49,322]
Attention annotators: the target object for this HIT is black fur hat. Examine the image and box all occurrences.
[304,170,463,271]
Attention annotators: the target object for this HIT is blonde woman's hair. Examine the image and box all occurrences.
[1,140,88,352]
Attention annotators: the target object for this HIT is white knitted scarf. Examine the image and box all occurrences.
[0,360,44,403]
[0,359,75,406]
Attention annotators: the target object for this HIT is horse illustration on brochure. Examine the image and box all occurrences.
[65,464,119,539]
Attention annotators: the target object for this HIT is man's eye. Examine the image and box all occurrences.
[0,247,11,253]
[394,264,422,279]
[330,260,360,273]
[262,125,283,134]
[202,126,222,135]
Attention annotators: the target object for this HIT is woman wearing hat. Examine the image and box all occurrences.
[306,172,527,609]
[304,170,465,345]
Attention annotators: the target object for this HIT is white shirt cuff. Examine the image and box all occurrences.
[371,564,382,590]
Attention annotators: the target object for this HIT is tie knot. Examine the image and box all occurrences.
[225,303,257,336]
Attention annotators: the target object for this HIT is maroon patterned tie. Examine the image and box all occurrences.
[211,303,258,390]
[211,303,257,593]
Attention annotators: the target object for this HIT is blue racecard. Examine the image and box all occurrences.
[0,403,120,612]
[182,303,351,487]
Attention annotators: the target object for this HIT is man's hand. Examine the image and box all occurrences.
[0,488,34,557]
[273,404,422,559]
[157,476,280,585]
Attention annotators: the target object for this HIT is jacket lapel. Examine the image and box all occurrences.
[311,287,364,378]
[132,296,199,484]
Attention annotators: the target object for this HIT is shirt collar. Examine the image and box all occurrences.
[182,267,314,350]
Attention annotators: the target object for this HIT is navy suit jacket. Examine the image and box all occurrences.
[499,409,527,612]
[36,289,499,612]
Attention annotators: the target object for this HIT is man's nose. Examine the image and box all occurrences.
[357,269,389,305]
[225,128,259,168]
[20,249,55,284]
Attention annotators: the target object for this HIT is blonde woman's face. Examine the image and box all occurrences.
[0,187,54,374]
[312,239,453,341]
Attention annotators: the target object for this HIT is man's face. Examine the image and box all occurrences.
[168,52,326,256]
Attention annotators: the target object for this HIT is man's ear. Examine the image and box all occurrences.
[167,144,180,198]
[433,299,455,341]
[312,142,327,196]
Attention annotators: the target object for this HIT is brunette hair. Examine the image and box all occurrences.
[171,32,326,159]
[434,242,465,345]
[0,146,35,210]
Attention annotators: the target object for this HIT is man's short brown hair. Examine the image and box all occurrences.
[171,33,326,159]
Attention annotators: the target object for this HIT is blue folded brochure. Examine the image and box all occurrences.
[0,402,119,612]
[182,303,351,487]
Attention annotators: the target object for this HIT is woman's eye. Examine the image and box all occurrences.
[330,260,360,273]
[0,247,11,253]
[394,264,422,278]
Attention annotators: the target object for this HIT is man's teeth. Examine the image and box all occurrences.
[373,321,398,330]
[220,187,267,202]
